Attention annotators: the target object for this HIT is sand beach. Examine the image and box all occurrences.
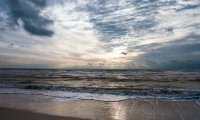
[0,93,200,120]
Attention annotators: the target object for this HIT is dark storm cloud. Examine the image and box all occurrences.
[121,52,127,55]
[30,0,47,7]
[1,0,54,36]
[177,3,200,12]
[134,33,200,69]
[128,43,162,52]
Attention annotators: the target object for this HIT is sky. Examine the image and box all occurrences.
[0,0,200,69]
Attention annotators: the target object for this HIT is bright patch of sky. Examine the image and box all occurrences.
[0,0,200,69]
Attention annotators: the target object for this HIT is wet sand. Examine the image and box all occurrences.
[0,94,200,120]
[0,107,89,120]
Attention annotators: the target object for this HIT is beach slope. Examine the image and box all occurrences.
[0,94,200,120]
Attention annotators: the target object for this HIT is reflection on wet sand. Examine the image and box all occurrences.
[0,94,200,120]
[111,102,127,120]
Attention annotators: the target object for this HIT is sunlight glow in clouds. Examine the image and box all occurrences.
[0,0,200,69]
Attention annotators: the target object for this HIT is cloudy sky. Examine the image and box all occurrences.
[0,0,200,69]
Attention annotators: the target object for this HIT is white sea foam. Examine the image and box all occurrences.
[0,88,129,102]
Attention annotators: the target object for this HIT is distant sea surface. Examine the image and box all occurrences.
[0,69,200,101]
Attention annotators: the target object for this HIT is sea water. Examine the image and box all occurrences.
[0,69,200,101]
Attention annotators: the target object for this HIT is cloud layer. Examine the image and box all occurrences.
[0,0,200,69]
[1,0,54,36]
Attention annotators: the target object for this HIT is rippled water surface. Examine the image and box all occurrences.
[0,69,200,100]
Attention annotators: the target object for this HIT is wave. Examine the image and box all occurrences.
[1,69,200,101]
[1,84,200,100]
[22,85,200,99]
[0,88,129,102]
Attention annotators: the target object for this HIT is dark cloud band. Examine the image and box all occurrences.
[2,0,54,37]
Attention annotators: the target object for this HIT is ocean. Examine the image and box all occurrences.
[0,69,200,101]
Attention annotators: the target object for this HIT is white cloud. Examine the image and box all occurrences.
[0,0,200,69]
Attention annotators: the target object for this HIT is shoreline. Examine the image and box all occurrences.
[0,93,200,120]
